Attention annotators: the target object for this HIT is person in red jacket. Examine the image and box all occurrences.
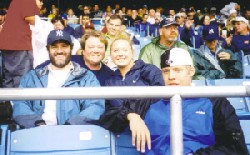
[0,0,42,88]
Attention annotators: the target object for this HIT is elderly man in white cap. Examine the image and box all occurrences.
[143,48,249,155]
[227,16,250,55]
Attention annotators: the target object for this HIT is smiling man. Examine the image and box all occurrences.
[78,30,114,85]
[104,15,123,66]
[12,30,104,129]
[139,18,191,69]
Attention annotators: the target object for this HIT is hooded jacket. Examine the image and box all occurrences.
[13,62,105,128]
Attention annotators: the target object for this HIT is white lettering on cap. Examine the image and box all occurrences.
[56,30,63,36]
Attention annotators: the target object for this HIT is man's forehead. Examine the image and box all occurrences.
[50,40,70,46]
[109,19,122,25]
[162,25,178,29]
[162,66,188,70]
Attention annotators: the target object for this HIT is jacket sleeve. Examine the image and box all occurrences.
[141,64,165,86]
[192,50,225,79]
[194,97,249,155]
[67,72,105,125]
[139,45,152,64]
[180,27,195,47]
[12,72,44,128]
[99,98,158,134]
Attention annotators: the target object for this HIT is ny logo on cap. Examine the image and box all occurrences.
[165,60,173,65]
[56,30,63,37]
[209,29,214,34]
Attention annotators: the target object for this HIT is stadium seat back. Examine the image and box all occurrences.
[9,125,113,155]
[206,79,250,113]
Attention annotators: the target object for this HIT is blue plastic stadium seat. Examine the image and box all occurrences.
[206,79,250,114]
[116,132,140,155]
[0,125,8,155]
[8,125,113,155]
[132,45,141,60]
[191,80,206,86]
[139,37,151,50]
[240,120,250,153]
[67,23,80,30]
[244,66,250,79]
[91,18,103,25]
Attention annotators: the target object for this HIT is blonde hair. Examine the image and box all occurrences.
[110,33,133,52]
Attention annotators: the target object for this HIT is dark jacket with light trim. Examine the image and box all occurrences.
[99,60,164,133]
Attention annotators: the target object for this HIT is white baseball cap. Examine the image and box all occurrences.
[231,16,249,26]
[229,9,237,15]
[160,48,193,68]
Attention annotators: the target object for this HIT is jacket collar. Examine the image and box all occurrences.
[35,61,88,86]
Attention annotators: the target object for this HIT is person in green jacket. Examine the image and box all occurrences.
[139,18,191,68]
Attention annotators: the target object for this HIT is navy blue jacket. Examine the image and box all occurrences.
[36,55,114,86]
[99,60,164,133]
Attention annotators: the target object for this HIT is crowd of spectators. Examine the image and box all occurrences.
[0,1,249,154]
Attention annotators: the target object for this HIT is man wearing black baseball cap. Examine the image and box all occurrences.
[12,30,105,128]
[139,18,191,69]
[192,24,241,79]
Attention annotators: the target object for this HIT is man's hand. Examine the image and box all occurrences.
[217,51,231,60]
[127,113,151,153]
[185,19,194,30]
[225,35,232,46]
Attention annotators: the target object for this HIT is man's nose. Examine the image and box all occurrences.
[56,46,64,53]
[168,70,176,80]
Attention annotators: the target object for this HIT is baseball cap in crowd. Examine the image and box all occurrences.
[47,30,72,46]
[210,7,217,15]
[160,18,179,28]
[188,7,195,13]
[160,48,193,68]
[229,9,237,15]
[60,14,68,20]
[231,16,249,25]
[175,13,184,19]
[210,7,216,11]
[202,24,219,41]
[179,8,186,13]
[0,9,6,15]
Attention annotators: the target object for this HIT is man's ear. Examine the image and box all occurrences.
[189,66,196,76]
[159,29,162,35]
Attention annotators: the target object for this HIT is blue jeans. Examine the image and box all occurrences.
[2,50,33,88]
